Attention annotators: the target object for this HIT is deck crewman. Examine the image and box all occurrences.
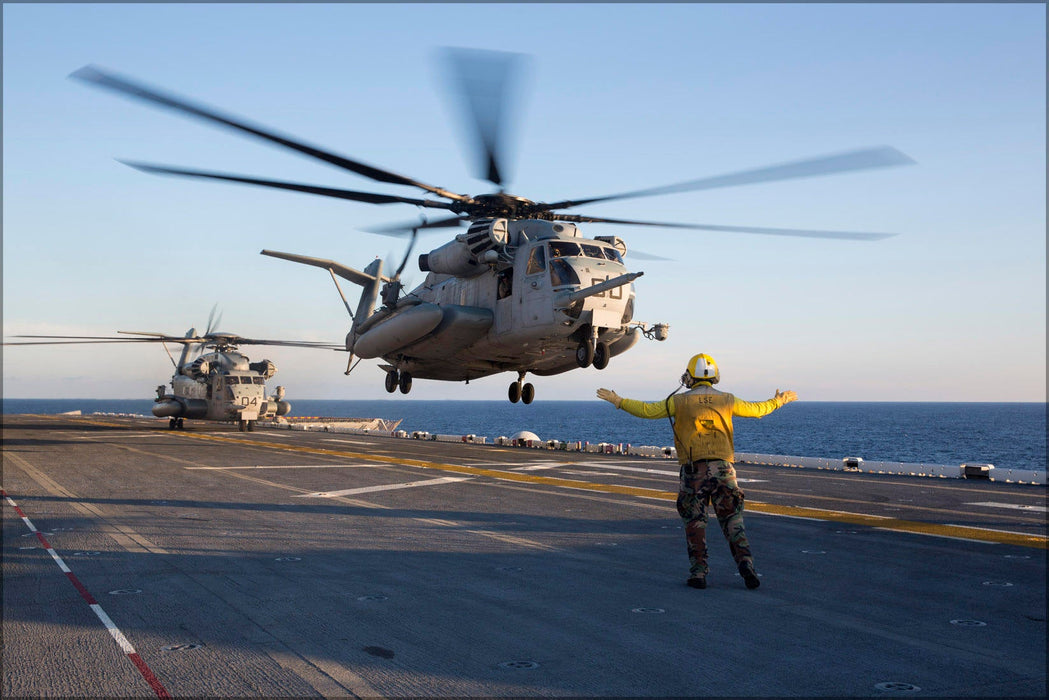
[597,353,797,590]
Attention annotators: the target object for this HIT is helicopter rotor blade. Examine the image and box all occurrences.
[363,215,468,237]
[70,65,470,203]
[441,48,528,188]
[542,146,916,212]
[4,335,188,345]
[120,161,460,210]
[554,214,897,241]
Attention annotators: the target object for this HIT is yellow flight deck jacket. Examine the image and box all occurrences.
[618,383,782,464]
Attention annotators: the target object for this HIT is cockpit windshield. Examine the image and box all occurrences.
[548,241,622,263]
[548,241,581,258]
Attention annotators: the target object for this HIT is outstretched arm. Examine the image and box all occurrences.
[734,389,798,418]
[597,388,674,419]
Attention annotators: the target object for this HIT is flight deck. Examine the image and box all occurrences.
[3,413,1046,697]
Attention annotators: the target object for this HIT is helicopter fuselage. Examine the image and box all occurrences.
[153,348,289,427]
[352,220,646,381]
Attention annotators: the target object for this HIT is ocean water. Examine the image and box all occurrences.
[3,398,1045,472]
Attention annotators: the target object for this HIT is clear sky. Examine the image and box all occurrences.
[3,3,1045,402]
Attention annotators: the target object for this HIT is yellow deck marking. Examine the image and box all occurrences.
[62,416,1049,550]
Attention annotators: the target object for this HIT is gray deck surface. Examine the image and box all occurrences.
[3,414,1045,697]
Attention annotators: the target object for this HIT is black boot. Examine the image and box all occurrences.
[739,561,760,589]
[687,575,706,589]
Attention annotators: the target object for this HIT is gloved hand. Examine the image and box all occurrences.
[596,388,622,408]
[775,389,798,407]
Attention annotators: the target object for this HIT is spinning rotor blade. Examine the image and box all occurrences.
[442,48,527,187]
[71,65,469,203]
[554,214,897,241]
[363,215,468,237]
[543,147,916,212]
[121,162,459,210]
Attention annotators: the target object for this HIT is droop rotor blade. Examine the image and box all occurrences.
[554,214,897,241]
[71,65,469,202]
[543,146,916,212]
[121,161,459,210]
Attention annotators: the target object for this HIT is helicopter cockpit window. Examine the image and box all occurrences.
[580,243,604,259]
[252,377,265,385]
[550,259,581,287]
[226,376,241,384]
[526,245,546,275]
[602,247,624,263]
[549,241,581,258]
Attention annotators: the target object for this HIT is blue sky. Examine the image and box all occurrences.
[3,3,1045,402]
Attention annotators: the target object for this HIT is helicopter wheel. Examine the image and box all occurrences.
[593,341,610,370]
[247,420,255,432]
[168,418,177,430]
[398,371,413,394]
[508,381,521,404]
[576,338,594,368]
[521,382,535,405]
[176,417,184,430]
[238,419,247,432]
[384,370,398,393]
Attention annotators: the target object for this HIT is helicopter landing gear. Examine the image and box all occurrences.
[238,419,248,432]
[384,370,398,393]
[576,338,594,368]
[398,371,413,394]
[168,417,185,430]
[247,420,255,432]
[508,373,534,404]
[593,340,610,370]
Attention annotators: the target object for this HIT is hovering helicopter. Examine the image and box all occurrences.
[69,50,914,403]
[5,321,343,430]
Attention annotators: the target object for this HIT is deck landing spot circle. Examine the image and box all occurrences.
[875,681,921,692]
[498,660,539,670]
[950,619,987,627]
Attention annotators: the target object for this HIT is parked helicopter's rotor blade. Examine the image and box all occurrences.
[542,147,916,211]
[4,336,178,345]
[215,338,346,350]
[441,48,528,187]
[363,216,469,237]
[121,161,460,210]
[204,304,219,336]
[554,214,897,241]
[71,65,470,203]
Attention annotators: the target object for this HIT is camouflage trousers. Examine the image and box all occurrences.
[676,459,753,576]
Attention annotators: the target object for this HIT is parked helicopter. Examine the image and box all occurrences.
[69,50,913,403]
[5,324,343,430]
